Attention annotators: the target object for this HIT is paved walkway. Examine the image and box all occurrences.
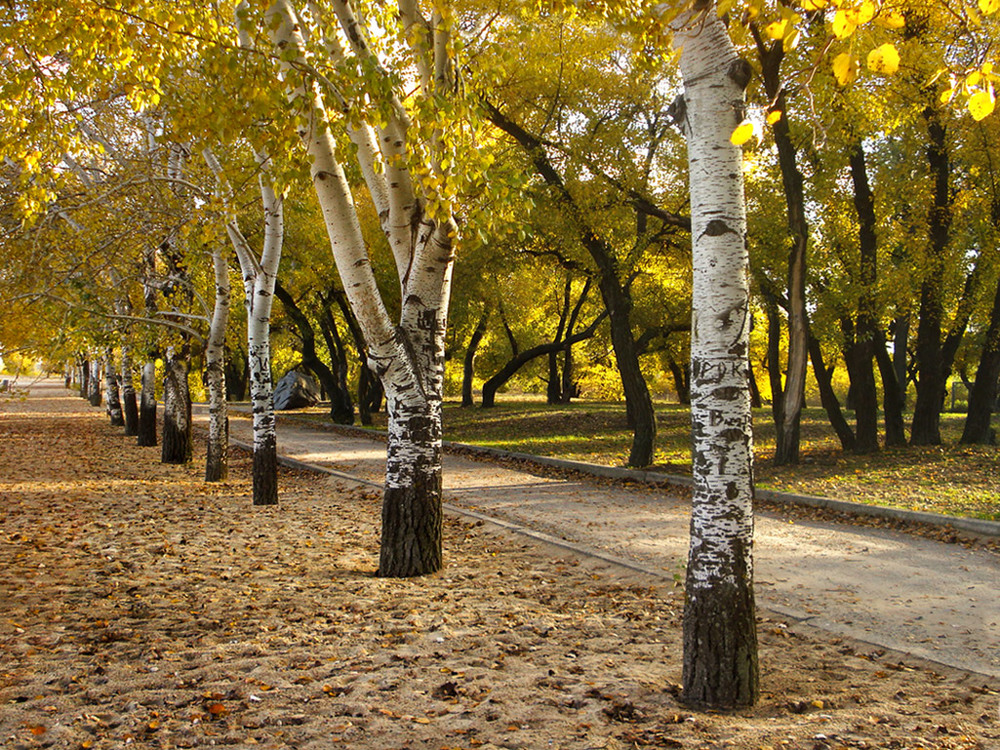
[198,407,1000,679]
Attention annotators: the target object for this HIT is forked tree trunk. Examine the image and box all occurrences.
[161,347,192,464]
[267,0,457,575]
[674,5,759,710]
[205,243,231,482]
[104,348,124,426]
[137,358,158,446]
[203,146,282,505]
[120,346,139,436]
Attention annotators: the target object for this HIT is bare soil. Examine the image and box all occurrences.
[1,387,998,749]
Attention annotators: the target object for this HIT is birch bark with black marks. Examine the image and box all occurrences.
[673,4,758,709]
[104,348,124,426]
[203,146,283,505]
[120,345,139,436]
[265,0,459,576]
[204,242,231,482]
[161,345,193,464]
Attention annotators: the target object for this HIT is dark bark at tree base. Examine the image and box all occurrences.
[205,417,229,482]
[137,403,157,446]
[378,473,443,578]
[682,578,759,709]
[122,391,139,436]
[253,435,279,505]
[873,333,907,447]
[161,413,192,464]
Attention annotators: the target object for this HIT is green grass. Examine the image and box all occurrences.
[291,400,1000,522]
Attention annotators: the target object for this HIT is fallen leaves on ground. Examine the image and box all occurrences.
[0,390,997,749]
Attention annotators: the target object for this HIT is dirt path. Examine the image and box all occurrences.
[3,381,999,750]
[205,406,1000,681]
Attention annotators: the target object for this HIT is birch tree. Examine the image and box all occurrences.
[670,1,759,709]
[249,0,473,575]
[203,146,284,505]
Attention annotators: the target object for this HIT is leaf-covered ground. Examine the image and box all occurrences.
[1,389,999,749]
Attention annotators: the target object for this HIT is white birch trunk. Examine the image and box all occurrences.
[267,0,454,575]
[161,345,192,464]
[672,3,759,709]
[205,242,231,482]
[88,356,102,407]
[203,146,283,504]
[104,347,124,426]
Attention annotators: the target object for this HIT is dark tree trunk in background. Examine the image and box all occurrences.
[121,347,139,437]
[462,308,490,407]
[748,359,763,409]
[79,355,89,399]
[225,343,249,401]
[846,143,880,454]
[88,359,102,407]
[754,31,809,468]
[317,301,355,425]
[667,356,691,405]
[137,358,158,447]
[809,336,856,452]
[161,347,192,464]
[961,276,1000,444]
[873,331,907,446]
[911,108,952,445]
[328,287,381,425]
[764,296,785,437]
[487,102,664,467]
[275,281,353,425]
[481,313,607,408]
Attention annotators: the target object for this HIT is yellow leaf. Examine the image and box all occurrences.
[968,90,996,121]
[765,19,788,38]
[856,0,877,23]
[730,120,756,146]
[800,0,827,9]
[832,10,857,38]
[966,70,982,87]
[980,0,999,14]
[940,87,956,104]
[875,9,906,28]
[766,110,783,124]
[832,52,857,85]
[867,43,901,75]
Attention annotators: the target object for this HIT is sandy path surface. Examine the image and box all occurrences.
[205,407,1000,680]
